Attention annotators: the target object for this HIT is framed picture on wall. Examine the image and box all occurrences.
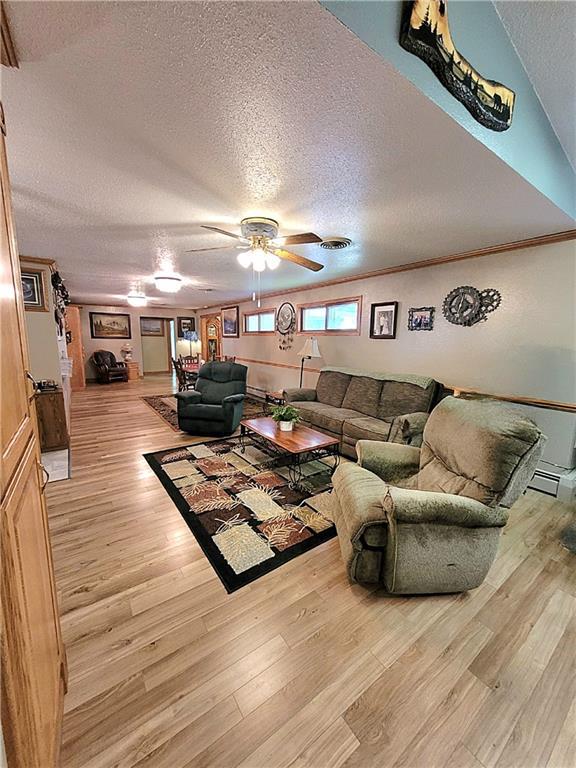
[21,268,48,312]
[140,317,164,336]
[370,301,398,339]
[408,306,435,331]
[177,316,196,337]
[221,305,239,338]
[89,312,131,339]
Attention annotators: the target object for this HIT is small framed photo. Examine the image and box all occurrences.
[408,306,435,331]
[370,301,398,339]
[221,305,239,338]
[90,312,131,339]
[140,317,164,336]
[21,268,47,312]
[177,316,196,338]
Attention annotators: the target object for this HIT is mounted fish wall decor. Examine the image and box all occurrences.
[400,0,515,131]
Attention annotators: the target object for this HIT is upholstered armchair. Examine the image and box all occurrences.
[175,361,247,436]
[91,350,129,384]
[331,396,546,594]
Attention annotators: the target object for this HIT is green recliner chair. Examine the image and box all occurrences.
[331,396,546,594]
[175,361,248,437]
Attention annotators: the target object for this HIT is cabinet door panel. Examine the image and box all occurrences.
[1,440,64,767]
[0,125,34,495]
[0,101,65,768]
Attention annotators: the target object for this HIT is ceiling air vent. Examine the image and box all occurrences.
[320,237,352,250]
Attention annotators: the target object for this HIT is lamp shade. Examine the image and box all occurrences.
[297,336,321,359]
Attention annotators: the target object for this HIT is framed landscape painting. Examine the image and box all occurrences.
[21,268,47,312]
[140,317,164,336]
[370,301,398,339]
[90,312,131,339]
[221,305,239,338]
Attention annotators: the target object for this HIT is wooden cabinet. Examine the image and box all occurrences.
[36,389,69,451]
[0,101,66,766]
[126,361,140,380]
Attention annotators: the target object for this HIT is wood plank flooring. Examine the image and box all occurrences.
[46,376,576,768]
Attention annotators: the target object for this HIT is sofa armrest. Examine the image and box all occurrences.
[388,412,429,447]
[356,440,421,484]
[175,390,202,404]
[222,393,245,404]
[283,388,317,403]
[389,486,508,528]
[115,361,127,368]
[332,463,390,534]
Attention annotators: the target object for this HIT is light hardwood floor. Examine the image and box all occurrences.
[46,376,576,768]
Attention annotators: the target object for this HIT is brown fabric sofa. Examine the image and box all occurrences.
[283,368,438,458]
[330,396,546,594]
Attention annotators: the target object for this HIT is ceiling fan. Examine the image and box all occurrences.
[185,217,325,272]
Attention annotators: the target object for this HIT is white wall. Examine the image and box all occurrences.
[78,305,198,379]
[221,240,576,404]
[21,261,63,385]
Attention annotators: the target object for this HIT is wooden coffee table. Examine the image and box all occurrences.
[239,416,339,488]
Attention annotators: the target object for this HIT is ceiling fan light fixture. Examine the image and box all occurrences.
[154,273,182,293]
[265,252,280,270]
[126,290,147,307]
[251,247,267,272]
[237,250,253,269]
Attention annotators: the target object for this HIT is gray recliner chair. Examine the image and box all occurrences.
[331,396,546,594]
[175,361,247,437]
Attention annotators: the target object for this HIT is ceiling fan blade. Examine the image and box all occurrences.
[201,225,246,241]
[184,245,235,253]
[273,232,322,246]
[273,248,324,272]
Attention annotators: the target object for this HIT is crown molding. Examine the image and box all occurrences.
[203,229,576,310]
[19,255,56,267]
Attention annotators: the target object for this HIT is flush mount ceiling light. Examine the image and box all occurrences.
[154,273,182,293]
[126,290,147,307]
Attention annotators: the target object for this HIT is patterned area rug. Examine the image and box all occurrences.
[144,436,337,592]
[141,393,266,431]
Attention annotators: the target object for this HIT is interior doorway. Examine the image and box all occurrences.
[140,317,175,374]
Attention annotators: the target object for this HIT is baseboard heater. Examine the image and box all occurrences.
[529,462,576,502]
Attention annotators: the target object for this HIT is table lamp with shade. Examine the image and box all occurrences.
[297,336,321,387]
[183,330,201,359]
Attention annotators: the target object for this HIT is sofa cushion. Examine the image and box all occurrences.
[341,376,383,417]
[293,401,360,435]
[377,380,436,419]
[315,371,351,408]
[343,417,393,443]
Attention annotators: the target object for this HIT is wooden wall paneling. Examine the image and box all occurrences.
[65,305,86,391]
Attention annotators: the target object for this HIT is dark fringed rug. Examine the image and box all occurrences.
[144,435,337,592]
[141,393,266,431]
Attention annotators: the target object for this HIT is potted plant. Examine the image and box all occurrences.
[271,404,300,432]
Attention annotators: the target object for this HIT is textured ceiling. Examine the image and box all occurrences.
[2,1,574,308]
[494,1,576,171]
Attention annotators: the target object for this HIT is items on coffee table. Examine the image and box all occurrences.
[240,416,339,488]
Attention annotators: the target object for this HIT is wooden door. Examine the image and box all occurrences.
[200,314,222,361]
[0,102,66,767]
[65,305,86,391]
